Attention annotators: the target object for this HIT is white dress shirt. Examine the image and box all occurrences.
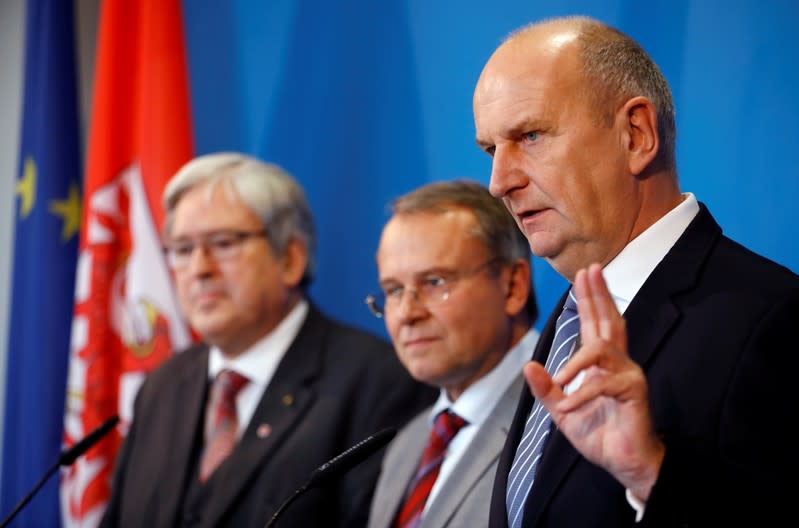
[207,300,309,438]
[602,193,699,315]
[424,327,540,512]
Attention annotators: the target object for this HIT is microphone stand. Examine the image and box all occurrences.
[263,481,311,528]
[0,415,119,528]
[0,460,61,528]
[264,427,397,528]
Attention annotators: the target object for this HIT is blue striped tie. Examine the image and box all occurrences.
[506,289,579,528]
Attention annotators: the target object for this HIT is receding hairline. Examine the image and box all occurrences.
[477,17,592,100]
[503,16,603,48]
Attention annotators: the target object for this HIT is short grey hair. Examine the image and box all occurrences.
[163,152,317,287]
[389,179,537,322]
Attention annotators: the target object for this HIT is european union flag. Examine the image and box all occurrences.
[1,0,81,525]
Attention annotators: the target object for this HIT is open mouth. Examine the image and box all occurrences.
[516,208,546,224]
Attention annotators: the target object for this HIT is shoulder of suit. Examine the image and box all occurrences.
[391,407,434,446]
[138,342,208,389]
[713,235,799,296]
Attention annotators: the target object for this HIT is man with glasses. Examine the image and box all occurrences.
[366,180,539,528]
[100,152,436,528]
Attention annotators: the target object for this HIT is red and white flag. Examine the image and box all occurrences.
[61,0,194,525]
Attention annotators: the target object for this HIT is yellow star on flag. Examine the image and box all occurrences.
[16,157,37,219]
[49,181,82,242]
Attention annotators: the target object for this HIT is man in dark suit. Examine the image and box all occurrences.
[100,152,436,527]
[472,16,799,527]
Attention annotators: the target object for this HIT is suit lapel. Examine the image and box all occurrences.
[152,345,209,525]
[202,306,326,527]
[490,311,558,528]
[374,415,429,528]
[521,204,723,525]
[624,204,720,368]
[423,374,525,528]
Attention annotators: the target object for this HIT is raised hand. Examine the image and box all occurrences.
[523,263,664,501]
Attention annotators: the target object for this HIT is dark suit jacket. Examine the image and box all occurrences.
[489,205,799,527]
[101,304,437,528]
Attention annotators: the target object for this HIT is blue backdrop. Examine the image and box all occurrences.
[182,0,799,340]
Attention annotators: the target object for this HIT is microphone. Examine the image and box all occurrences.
[0,415,119,528]
[264,427,397,528]
[59,414,120,465]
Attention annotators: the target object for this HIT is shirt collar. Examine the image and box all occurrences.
[602,193,699,314]
[208,299,309,384]
[429,327,539,427]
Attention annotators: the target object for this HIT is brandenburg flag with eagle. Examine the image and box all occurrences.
[61,0,194,524]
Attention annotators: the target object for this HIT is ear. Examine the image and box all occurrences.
[280,238,309,288]
[622,96,659,176]
[504,259,531,317]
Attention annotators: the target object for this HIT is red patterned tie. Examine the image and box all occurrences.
[199,369,249,482]
[393,410,467,528]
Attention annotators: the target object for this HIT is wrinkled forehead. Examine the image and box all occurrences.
[377,210,488,269]
[473,39,587,145]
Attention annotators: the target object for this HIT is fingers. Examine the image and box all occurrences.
[554,364,641,413]
[573,263,627,352]
[574,268,600,344]
[552,339,621,393]
[524,361,563,410]
[554,263,627,391]
[586,264,622,343]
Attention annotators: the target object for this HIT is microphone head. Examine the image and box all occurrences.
[307,427,397,487]
[59,415,119,466]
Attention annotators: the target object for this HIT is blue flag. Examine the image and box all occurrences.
[0,0,81,525]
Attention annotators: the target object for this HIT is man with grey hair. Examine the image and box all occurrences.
[473,16,798,527]
[100,152,436,527]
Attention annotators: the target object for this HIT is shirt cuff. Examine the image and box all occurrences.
[625,488,645,522]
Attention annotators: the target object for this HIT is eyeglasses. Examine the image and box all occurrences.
[163,230,267,270]
[365,257,504,318]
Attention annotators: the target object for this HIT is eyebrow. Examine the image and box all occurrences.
[179,227,253,235]
[378,267,455,286]
[475,115,546,148]
[475,137,494,151]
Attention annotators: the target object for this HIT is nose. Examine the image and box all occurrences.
[186,242,217,277]
[394,288,428,323]
[488,144,524,198]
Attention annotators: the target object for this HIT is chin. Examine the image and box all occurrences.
[405,364,446,387]
[527,234,566,260]
[191,316,233,342]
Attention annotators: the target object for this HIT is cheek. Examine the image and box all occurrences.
[447,296,505,343]
[233,266,286,316]
[385,318,401,343]
[222,261,259,297]
[175,277,194,311]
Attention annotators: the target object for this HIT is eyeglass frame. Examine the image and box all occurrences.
[163,229,267,270]
[365,257,506,318]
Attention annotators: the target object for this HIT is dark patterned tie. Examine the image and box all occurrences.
[199,369,249,482]
[393,410,467,528]
[506,288,579,528]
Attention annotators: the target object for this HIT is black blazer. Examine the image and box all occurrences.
[489,205,799,527]
[101,304,437,527]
